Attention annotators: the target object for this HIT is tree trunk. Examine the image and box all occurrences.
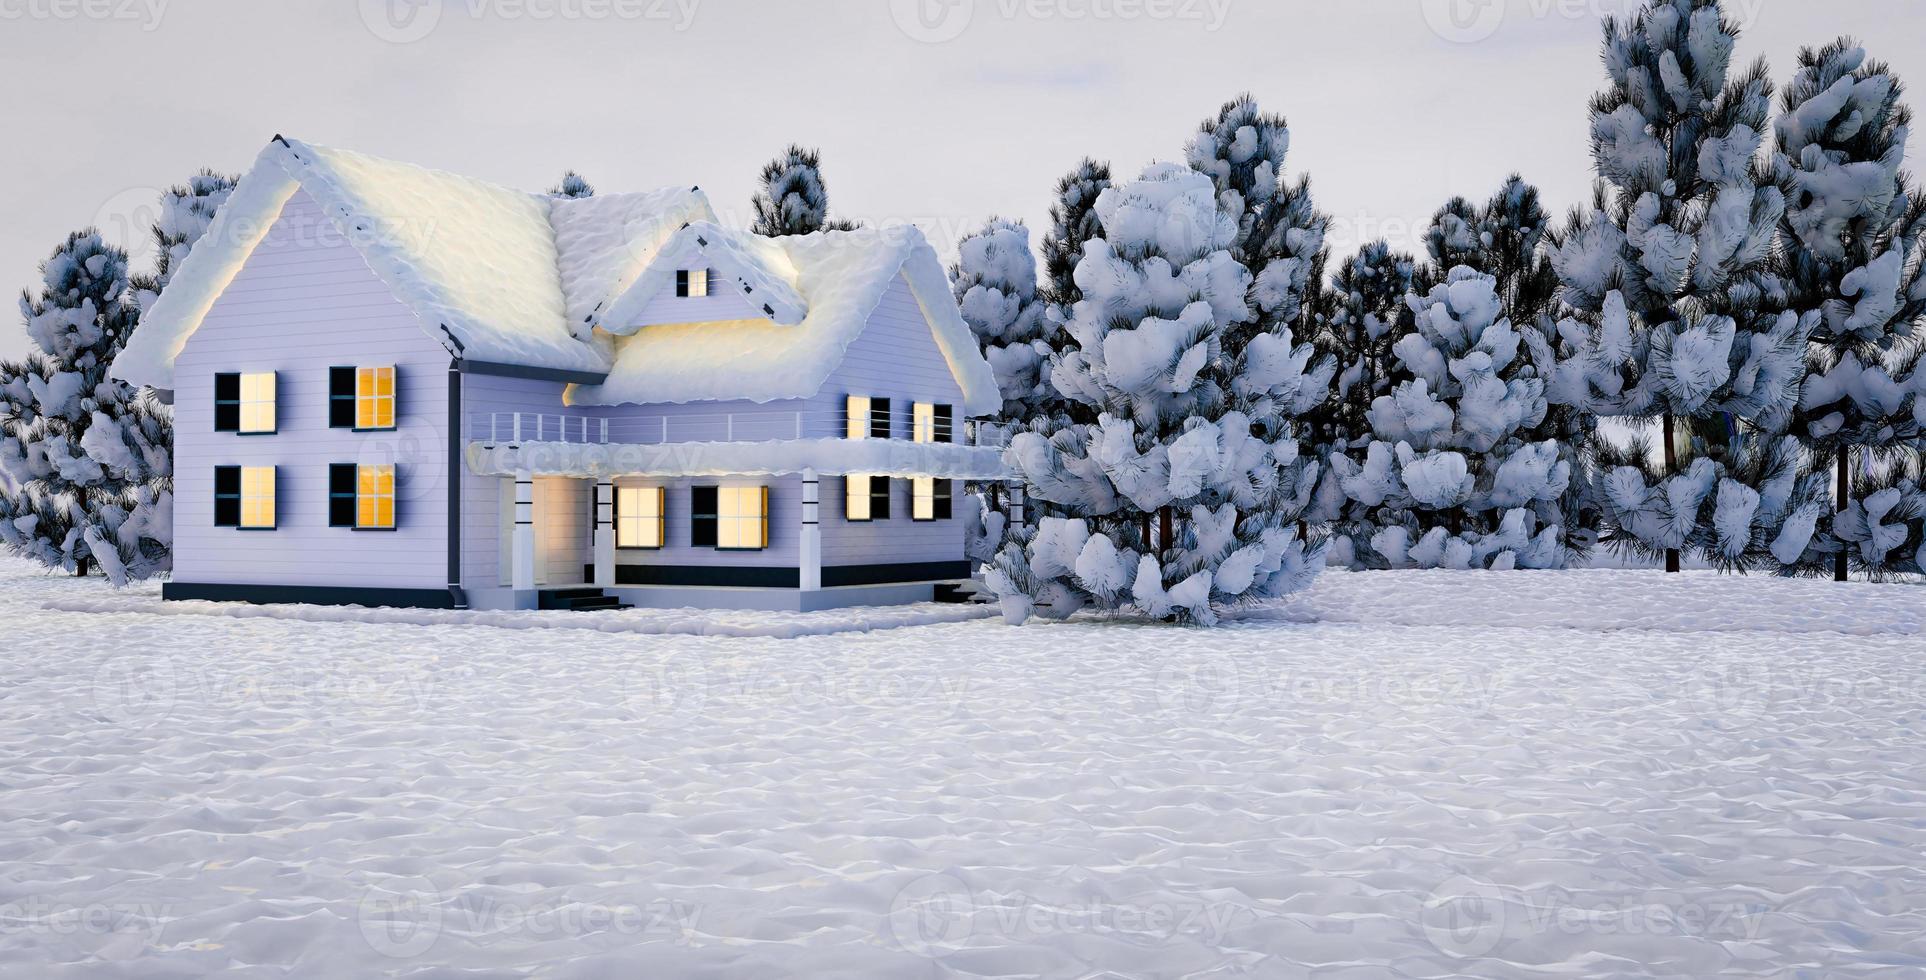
[1158,506,1174,562]
[1141,514,1153,553]
[74,556,91,578]
[1835,446,1851,583]
[1662,413,1681,574]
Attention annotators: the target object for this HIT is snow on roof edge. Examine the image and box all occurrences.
[111,145,300,390]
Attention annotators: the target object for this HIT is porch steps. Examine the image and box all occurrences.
[539,588,632,612]
[934,581,990,605]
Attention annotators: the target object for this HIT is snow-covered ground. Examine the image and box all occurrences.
[3,559,1925,978]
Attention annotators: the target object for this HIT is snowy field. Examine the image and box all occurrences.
[3,559,1925,977]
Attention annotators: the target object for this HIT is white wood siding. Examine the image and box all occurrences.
[172,189,452,590]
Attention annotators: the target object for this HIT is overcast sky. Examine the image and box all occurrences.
[2,0,1922,361]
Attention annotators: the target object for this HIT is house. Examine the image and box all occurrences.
[111,137,1011,612]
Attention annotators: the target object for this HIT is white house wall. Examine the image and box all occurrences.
[171,189,452,592]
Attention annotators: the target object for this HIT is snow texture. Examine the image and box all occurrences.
[4,558,1926,976]
[573,226,1002,416]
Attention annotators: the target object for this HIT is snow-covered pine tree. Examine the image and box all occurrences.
[1185,94,1329,347]
[952,218,1055,420]
[548,171,595,199]
[986,163,1332,625]
[1308,241,1419,495]
[1550,0,1822,571]
[750,145,859,237]
[1039,159,1113,308]
[0,232,171,581]
[1774,39,1926,579]
[952,218,1056,564]
[1323,264,1571,570]
[1321,176,1587,570]
[132,170,237,313]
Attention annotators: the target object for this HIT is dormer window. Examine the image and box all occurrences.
[675,269,711,298]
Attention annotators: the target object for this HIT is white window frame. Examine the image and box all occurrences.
[716,485,768,551]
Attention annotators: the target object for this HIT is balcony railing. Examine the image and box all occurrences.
[469,411,1022,448]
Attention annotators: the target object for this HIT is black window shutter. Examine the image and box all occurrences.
[935,404,954,444]
[213,373,240,432]
[870,397,892,440]
[690,486,719,548]
[214,466,242,527]
[328,367,356,428]
[675,270,690,298]
[873,478,893,521]
[329,464,358,527]
[935,479,954,521]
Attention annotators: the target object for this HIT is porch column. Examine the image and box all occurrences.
[1008,481,1027,528]
[512,471,536,592]
[800,468,822,591]
[593,479,615,588]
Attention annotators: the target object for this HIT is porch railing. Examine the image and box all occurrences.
[470,411,1023,448]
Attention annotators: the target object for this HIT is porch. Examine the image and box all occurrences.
[461,412,1019,612]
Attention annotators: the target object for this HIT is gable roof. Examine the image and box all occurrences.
[111,138,998,416]
[597,221,809,329]
[549,185,717,340]
[569,226,1001,416]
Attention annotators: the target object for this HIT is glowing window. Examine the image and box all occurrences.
[846,395,871,439]
[716,486,769,550]
[913,402,936,444]
[357,465,396,530]
[913,477,954,522]
[214,372,277,433]
[846,475,891,522]
[356,367,396,430]
[215,465,276,529]
[617,486,666,549]
[676,268,710,298]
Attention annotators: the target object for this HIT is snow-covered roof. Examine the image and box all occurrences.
[598,221,809,329]
[549,185,717,339]
[571,227,1002,416]
[112,138,999,416]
